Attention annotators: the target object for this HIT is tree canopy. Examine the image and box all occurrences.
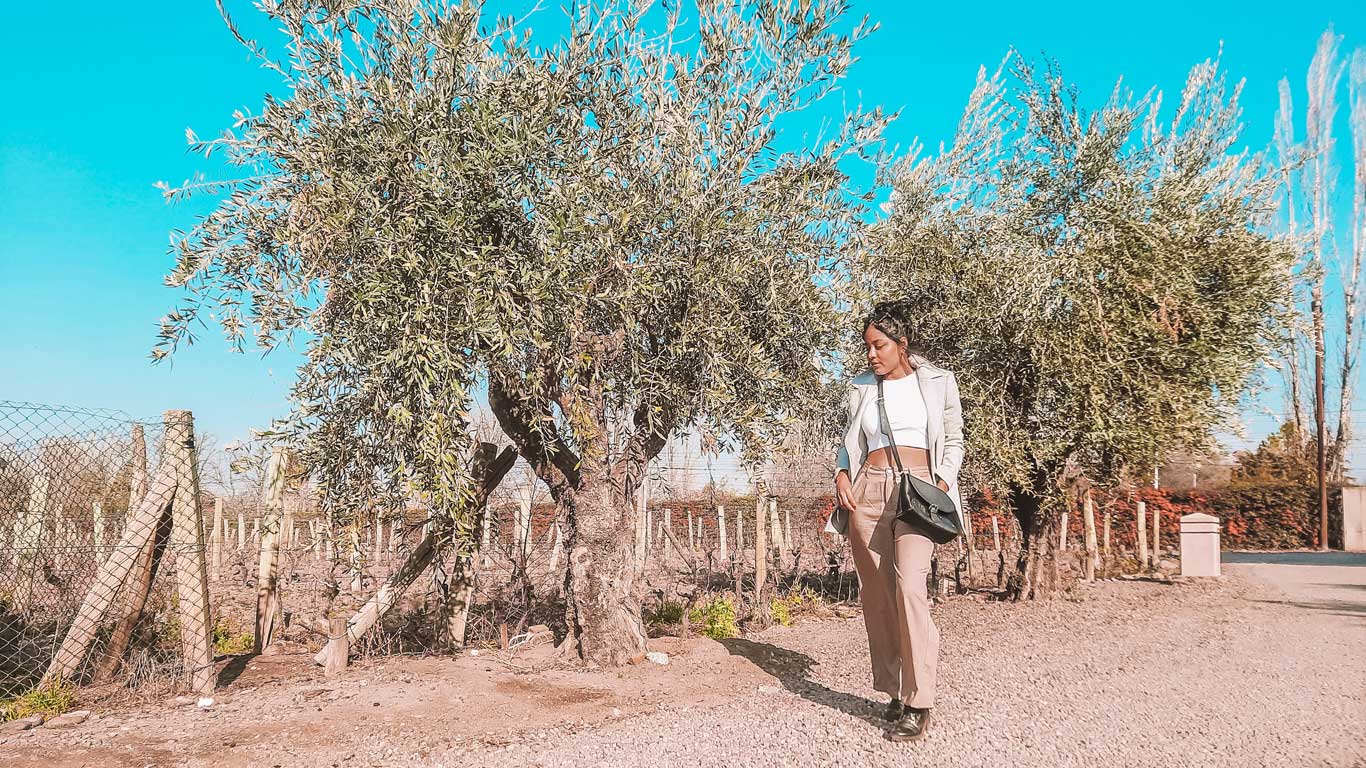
[867,55,1295,596]
[156,0,887,661]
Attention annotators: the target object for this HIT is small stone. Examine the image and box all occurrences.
[645,651,670,665]
[45,710,91,728]
[757,684,782,694]
[197,698,214,708]
[1,714,44,734]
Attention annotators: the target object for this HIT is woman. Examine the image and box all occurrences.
[825,302,965,742]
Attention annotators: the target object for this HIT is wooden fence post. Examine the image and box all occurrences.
[211,497,224,572]
[1102,510,1112,576]
[717,505,727,565]
[754,491,768,617]
[14,474,49,613]
[325,617,349,678]
[253,446,287,653]
[770,498,786,568]
[128,423,148,511]
[92,502,105,550]
[1059,510,1069,552]
[236,507,246,549]
[1151,503,1161,569]
[45,414,178,685]
[167,410,216,694]
[1082,490,1097,582]
[1137,500,1149,572]
[316,445,516,663]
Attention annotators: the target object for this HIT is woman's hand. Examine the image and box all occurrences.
[836,471,855,511]
[937,479,950,492]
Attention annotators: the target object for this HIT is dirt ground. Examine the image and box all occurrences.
[4,556,1363,767]
[0,630,779,767]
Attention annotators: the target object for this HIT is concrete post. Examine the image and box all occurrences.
[1179,513,1221,577]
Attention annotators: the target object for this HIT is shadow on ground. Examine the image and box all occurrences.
[717,637,887,729]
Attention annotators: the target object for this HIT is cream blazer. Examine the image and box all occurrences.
[825,363,966,535]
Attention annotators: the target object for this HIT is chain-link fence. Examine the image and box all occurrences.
[0,402,216,702]
[2,400,1022,709]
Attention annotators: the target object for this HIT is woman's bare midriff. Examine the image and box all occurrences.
[865,446,932,470]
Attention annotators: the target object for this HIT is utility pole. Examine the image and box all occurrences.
[1314,296,1329,551]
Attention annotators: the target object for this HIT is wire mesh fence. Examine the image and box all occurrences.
[0,402,213,701]
[2,400,1027,709]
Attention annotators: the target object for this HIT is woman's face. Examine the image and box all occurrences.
[864,325,907,377]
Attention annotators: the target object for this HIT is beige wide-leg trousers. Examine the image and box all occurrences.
[848,460,940,709]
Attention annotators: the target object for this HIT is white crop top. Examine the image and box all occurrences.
[861,374,929,451]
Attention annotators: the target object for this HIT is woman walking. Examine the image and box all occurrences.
[826,301,965,742]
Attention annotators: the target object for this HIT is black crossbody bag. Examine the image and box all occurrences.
[876,377,964,545]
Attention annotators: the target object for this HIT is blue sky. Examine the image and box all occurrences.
[2,0,1364,462]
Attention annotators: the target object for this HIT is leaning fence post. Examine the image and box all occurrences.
[167,410,216,694]
[46,414,179,685]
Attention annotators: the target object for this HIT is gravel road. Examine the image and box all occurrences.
[454,556,1365,768]
[6,555,1362,767]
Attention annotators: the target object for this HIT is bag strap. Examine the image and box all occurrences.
[875,377,908,477]
[877,374,945,488]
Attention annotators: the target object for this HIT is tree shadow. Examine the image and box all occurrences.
[214,653,257,690]
[1250,598,1366,621]
[716,637,886,728]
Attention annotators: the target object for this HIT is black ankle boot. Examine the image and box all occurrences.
[888,707,931,742]
[882,698,904,722]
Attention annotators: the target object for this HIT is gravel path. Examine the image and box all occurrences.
[6,556,1362,767]
[451,558,1365,768]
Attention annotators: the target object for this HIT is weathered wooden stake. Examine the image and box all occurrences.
[14,474,49,613]
[1102,510,1112,575]
[236,507,246,549]
[1059,510,1069,552]
[991,516,1001,551]
[45,413,178,685]
[128,423,148,511]
[754,492,768,613]
[211,497,224,572]
[1137,500,1149,571]
[324,617,349,677]
[770,498,787,567]
[1082,490,1098,582]
[167,411,216,694]
[92,502,105,550]
[1151,503,1161,569]
[316,445,516,663]
[253,446,287,653]
[717,506,728,563]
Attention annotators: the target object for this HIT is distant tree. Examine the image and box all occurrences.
[869,54,1295,598]
[1272,29,1366,483]
[155,0,886,663]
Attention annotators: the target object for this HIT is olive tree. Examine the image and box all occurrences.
[155,0,886,662]
[868,54,1294,598]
